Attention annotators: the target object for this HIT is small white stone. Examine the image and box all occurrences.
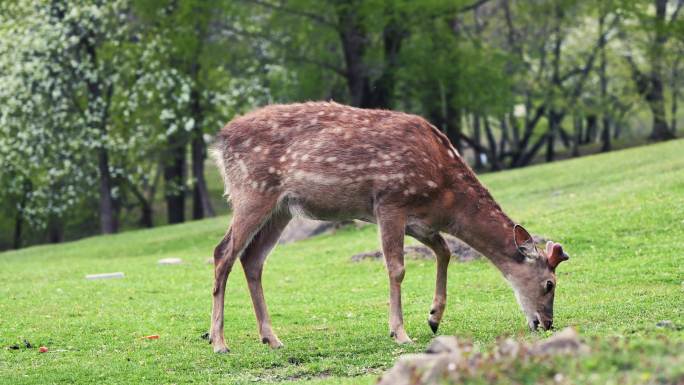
[158,258,183,265]
[86,272,124,280]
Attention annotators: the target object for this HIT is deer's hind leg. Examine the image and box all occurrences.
[240,210,291,349]
[210,192,280,354]
[406,229,451,334]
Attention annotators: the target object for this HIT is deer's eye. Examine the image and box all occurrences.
[545,280,555,293]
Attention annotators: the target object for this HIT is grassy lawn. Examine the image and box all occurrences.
[1,140,683,384]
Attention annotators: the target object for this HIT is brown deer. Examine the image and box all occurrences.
[209,101,569,353]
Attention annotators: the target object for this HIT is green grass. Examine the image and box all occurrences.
[1,140,683,384]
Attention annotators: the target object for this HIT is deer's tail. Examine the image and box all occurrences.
[208,134,231,201]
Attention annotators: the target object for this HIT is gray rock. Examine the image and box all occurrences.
[425,336,462,354]
[377,327,586,385]
[278,218,341,244]
[656,320,676,329]
[529,327,589,356]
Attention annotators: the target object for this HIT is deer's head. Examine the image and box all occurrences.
[506,225,569,331]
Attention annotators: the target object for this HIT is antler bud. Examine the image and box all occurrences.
[546,241,569,269]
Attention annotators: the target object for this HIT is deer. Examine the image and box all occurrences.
[208,101,569,353]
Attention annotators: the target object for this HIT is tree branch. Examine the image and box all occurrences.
[236,0,337,28]
[459,0,493,13]
[221,25,347,76]
[672,0,684,23]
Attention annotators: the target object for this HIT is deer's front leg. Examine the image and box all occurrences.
[377,208,412,344]
[420,234,451,334]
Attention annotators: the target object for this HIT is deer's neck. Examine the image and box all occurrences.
[445,177,520,272]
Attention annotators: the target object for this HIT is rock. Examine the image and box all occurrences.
[278,218,340,244]
[425,336,462,354]
[656,320,676,329]
[529,327,589,356]
[85,272,124,280]
[158,258,182,265]
[377,327,586,385]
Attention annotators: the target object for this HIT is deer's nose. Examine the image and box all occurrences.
[544,320,553,330]
[532,319,540,330]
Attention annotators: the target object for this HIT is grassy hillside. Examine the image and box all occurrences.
[1,140,683,384]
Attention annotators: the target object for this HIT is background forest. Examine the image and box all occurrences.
[1,0,682,250]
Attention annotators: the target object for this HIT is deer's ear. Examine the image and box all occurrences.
[513,224,533,248]
[547,243,569,269]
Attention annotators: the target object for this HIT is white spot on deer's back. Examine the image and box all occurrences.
[293,170,341,185]
[268,167,276,174]
[301,154,309,161]
[279,155,287,163]
[326,156,337,162]
[427,181,438,188]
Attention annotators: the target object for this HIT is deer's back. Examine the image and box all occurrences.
[215,102,467,220]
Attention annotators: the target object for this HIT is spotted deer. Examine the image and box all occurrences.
[209,101,569,353]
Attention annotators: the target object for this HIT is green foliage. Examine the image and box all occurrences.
[1,140,682,384]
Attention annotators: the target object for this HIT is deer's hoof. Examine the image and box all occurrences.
[213,345,230,354]
[262,336,284,349]
[428,319,439,334]
[390,330,413,344]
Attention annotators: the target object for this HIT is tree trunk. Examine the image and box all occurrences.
[584,115,597,143]
[572,115,581,157]
[472,114,483,169]
[188,24,215,220]
[192,135,214,219]
[84,35,117,234]
[648,0,674,140]
[483,117,500,171]
[598,9,611,152]
[336,1,368,108]
[189,82,214,220]
[165,132,186,224]
[13,206,23,250]
[546,110,562,162]
[647,77,672,140]
[672,58,679,135]
[47,216,63,244]
[499,116,509,162]
[444,105,463,153]
[97,147,117,233]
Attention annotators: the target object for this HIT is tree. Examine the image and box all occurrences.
[622,0,682,141]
